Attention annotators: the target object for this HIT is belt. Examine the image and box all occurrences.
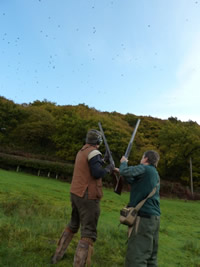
[138,211,152,218]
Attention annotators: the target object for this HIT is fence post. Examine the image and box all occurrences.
[189,156,194,198]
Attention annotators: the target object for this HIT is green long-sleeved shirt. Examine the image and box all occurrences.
[119,161,160,216]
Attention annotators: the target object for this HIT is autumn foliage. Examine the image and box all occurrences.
[0,96,200,191]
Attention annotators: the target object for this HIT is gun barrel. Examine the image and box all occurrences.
[124,119,141,159]
[98,121,123,195]
[98,122,115,167]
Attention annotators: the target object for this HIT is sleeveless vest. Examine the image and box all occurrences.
[70,144,103,199]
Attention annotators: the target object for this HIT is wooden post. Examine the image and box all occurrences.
[189,157,194,198]
[38,170,40,176]
[48,172,50,178]
[16,165,19,172]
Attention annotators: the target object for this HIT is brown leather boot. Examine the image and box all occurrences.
[73,238,93,267]
[51,227,74,264]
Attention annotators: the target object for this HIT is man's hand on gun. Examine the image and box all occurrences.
[120,156,128,163]
[98,120,140,195]
[105,163,119,174]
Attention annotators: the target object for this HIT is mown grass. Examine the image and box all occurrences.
[0,169,199,267]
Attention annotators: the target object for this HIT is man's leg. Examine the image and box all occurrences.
[73,237,93,267]
[125,217,155,267]
[51,227,74,264]
[73,191,100,267]
[147,216,160,267]
[51,194,80,264]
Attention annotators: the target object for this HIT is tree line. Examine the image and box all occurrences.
[0,96,200,191]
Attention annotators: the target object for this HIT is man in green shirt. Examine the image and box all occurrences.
[119,150,160,267]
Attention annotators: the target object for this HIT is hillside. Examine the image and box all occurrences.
[0,96,200,191]
[0,169,199,267]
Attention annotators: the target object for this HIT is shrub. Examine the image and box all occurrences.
[0,153,73,181]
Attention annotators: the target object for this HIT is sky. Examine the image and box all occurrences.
[0,0,200,125]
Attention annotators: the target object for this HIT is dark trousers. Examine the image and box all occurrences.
[125,216,160,267]
[67,192,100,241]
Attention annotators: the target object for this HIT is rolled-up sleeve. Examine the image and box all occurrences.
[119,162,145,184]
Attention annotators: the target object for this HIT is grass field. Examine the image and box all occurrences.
[0,169,199,267]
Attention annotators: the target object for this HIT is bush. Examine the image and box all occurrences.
[0,152,73,181]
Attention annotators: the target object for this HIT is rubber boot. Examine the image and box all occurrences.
[73,238,93,267]
[51,227,74,264]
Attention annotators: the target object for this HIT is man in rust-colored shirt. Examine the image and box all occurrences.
[51,129,113,266]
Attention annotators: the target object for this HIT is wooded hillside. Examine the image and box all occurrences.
[0,96,200,191]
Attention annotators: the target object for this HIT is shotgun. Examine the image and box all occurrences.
[124,119,141,159]
[98,122,123,195]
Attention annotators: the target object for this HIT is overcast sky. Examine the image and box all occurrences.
[0,0,200,125]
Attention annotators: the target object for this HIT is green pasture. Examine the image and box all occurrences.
[0,169,199,267]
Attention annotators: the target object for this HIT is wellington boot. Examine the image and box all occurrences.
[51,227,74,264]
[73,238,93,267]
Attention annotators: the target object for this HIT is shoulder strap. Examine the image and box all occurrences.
[135,182,159,211]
